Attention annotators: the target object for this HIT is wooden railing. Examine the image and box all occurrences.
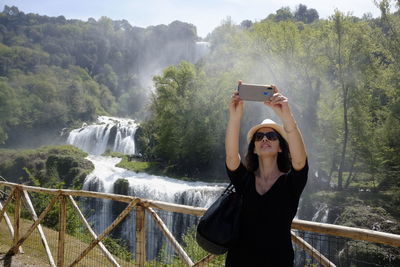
[0,181,399,267]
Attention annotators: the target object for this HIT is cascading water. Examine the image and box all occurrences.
[67,116,138,155]
[82,155,224,259]
[312,203,329,223]
[67,116,327,264]
[295,202,331,266]
[66,117,225,260]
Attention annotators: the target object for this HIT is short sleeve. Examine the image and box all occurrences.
[225,161,249,191]
[287,159,308,198]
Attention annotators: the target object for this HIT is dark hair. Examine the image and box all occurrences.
[245,131,291,173]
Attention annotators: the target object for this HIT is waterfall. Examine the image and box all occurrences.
[82,155,225,260]
[67,116,225,259]
[67,116,138,155]
[312,203,329,223]
[295,202,331,266]
[194,41,210,62]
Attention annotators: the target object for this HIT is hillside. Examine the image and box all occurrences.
[0,5,198,148]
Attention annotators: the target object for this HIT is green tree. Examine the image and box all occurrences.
[374,0,400,187]
[322,11,372,190]
[140,61,228,177]
[275,7,294,22]
[0,80,20,143]
[294,4,319,24]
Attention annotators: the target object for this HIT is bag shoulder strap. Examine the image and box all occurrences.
[222,183,235,196]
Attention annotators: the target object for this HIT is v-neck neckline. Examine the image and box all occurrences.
[253,173,285,196]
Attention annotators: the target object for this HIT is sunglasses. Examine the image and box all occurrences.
[254,131,279,142]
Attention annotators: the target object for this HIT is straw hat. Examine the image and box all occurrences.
[246,119,287,143]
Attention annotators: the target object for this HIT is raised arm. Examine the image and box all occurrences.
[225,88,244,171]
[266,86,307,170]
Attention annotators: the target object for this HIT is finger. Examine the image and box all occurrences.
[271,84,279,94]
[264,101,272,106]
[270,93,280,102]
[265,101,276,109]
[232,95,241,101]
[231,96,242,105]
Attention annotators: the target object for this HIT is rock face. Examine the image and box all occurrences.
[111,178,130,238]
[0,145,94,188]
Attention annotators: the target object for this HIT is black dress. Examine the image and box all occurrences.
[225,160,308,267]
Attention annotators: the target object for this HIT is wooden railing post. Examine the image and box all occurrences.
[57,195,66,267]
[0,201,23,253]
[0,187,16,224]
[135,204,146,267]
[7,193,60,256]
[68,195,120,267]
[23,190,56,266]
[11,187,22,255]
[0,187,23,253]
[146,207,194,266]
[291,231,336,267]
[69,199,139,267]
[1,181,400,266]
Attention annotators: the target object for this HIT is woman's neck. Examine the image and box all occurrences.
[256,155,281,180]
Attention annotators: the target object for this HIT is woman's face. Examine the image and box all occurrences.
[253,127,281,156]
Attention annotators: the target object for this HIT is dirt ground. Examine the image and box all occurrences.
[0,245,49,267]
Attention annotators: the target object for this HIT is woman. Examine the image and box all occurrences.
[225,83,308,266]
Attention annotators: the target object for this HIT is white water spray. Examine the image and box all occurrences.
[82,155,225,259]
[67,116,138,155]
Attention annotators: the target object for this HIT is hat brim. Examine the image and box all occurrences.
[247,121,287,143]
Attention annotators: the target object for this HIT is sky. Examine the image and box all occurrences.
[0,0,383,37]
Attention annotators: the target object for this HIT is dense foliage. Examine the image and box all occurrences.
[138,1,400,191]
[0,145,93,237]
[0,145,93,188]
[0,2,399,264]
[0,5,198,147]
[137,61,227,178]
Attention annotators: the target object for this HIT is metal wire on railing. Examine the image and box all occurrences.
[292,230,400,266]
[0,181,399,267]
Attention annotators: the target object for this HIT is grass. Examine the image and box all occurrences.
[0,215,135,266]
[101,150,159,175]
[101,149,227,182]
[116,158,222,182]
[103,153,208,182]
[0,213,224,267]
[117,159,153,173]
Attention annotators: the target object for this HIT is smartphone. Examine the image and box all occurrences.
[238,83,274,102]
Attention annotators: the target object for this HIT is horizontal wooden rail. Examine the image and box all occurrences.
[292,219,400,247]
[291,230,336,267]
[1,180,399,252]
[0,181,205,216]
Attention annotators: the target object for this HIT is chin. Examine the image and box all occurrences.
[257,151,278,157]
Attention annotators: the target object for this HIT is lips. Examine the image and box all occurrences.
[261,143,271,149]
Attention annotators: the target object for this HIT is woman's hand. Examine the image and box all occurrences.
[264,85,290,119]
[226,82,243,170]
[228,82,244,120]
[265,85,307,170]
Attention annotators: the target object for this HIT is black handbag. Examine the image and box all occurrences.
[196,183,243,255]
